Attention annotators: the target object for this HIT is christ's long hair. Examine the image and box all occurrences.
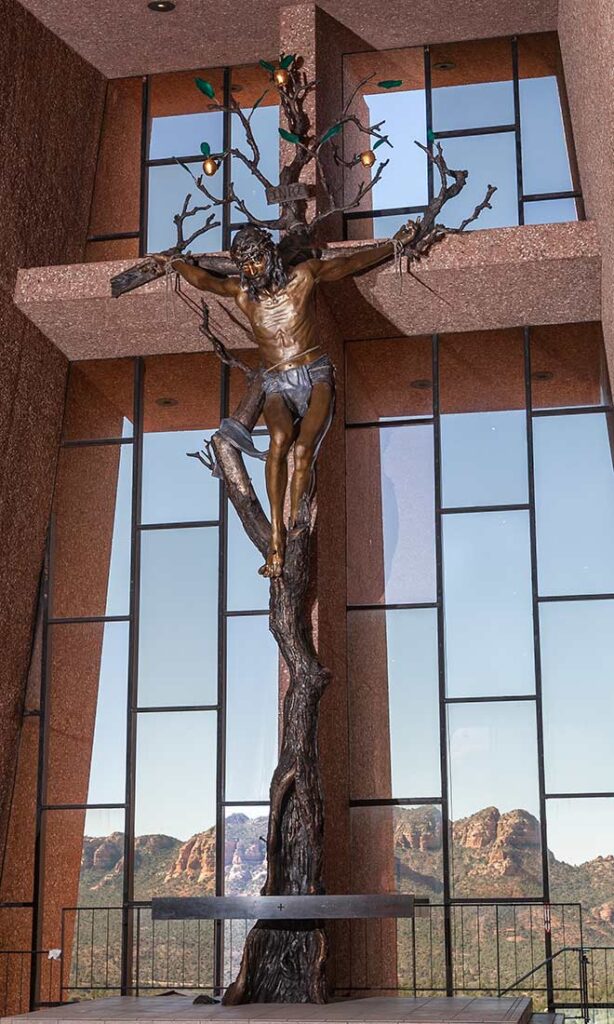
[231,226,288,301]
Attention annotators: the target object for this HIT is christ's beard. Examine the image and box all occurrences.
[237,254,288,300]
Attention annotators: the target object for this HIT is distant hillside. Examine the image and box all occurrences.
[77,806,614,996]
[80,813,268,905]
[79,807,614,939]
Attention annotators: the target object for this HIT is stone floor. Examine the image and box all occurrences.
[1,995,537,1024]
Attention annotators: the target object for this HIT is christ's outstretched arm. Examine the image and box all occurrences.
[307,220,417,283]
[152,253,241,297]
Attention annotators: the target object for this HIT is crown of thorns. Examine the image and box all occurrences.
[230,225,275,263]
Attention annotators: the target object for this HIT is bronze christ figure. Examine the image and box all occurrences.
[154,222,415,577]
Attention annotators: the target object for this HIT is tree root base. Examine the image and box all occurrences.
[222,922,328,1004]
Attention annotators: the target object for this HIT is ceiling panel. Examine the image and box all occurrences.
[17,0,557,79]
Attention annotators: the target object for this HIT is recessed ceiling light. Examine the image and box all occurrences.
[434,61,456,71]
[148,1,176,11]
[410,378,432,390]
[156,397,179,407]
[532,370,554,382]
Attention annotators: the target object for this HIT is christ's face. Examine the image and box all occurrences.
[234,243,276,292]
[242,253,268,279]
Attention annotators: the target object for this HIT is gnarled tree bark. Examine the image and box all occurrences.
[204,372,330,1003]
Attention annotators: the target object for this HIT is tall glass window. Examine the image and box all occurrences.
[343,34,582,239]
[33,354,276,1000]
[86,62,280,258]
[86,34,581,258]
[346,321,614,1002]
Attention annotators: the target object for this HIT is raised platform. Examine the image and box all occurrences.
[13,222,600,360]
[2,995,539,1024]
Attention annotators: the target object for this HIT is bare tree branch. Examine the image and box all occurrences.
[310,158,389,227]
[173,193,220,250]
[451,184,497,233]
[177,159,283,230]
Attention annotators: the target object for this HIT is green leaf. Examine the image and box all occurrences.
[373,136,388,150]
[378,79,403,89]
[195,77,215,99]
[427,128,435,143]
[280,53,296,69]
[279,128,301,144]
[259,59,276,73]
[200,141,211,157]
[320,123,343,144]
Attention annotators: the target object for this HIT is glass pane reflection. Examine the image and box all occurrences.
[348,608,440,800]
[230,63,280,223]
[225,616,278,802]
[534,413,614,595]
[46,622,128,806]
[448,701,542,898]
[443,511,534,697]
[540,600,614,794]
[436,133,518,229]
[138,528,218,707]
[134,711,217,898]
[520,77,572,196]
[63,360,134,441]
[442,411,527,508]
[530,323,609,411]
[346,336,433,424]
[227,444,270,611]
[149,67,225,160]
[41,808,125,994]
[346,425,436,605]
[141,429,220,524]
[150,111,223,161]
[431,38,514,132]
[344,48,427,212]
[51,444,133,619]
[523,198,578,225]
[147,163,223,254]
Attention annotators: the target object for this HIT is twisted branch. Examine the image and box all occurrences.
[173,193,220,250]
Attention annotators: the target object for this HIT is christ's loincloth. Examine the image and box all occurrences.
[262,353,335,419]
[218,353,335,464]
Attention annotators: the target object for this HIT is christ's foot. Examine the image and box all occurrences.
[258,540,285,578]
[258,551,284,578]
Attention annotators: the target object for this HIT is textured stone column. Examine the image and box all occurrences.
[0,0,106,977]
[558,0,614,372]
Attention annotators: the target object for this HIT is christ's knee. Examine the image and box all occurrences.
[294,441,314,475]
[269,430,293,462]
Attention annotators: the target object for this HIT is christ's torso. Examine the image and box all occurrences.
[235,264,318,368]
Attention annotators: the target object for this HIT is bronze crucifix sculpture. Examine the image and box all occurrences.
[154,219,416,578]
[113,44,497,999]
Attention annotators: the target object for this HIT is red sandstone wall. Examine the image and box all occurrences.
[558,1,614,374]
[0,0,106,941]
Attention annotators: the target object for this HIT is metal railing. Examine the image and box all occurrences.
[500,946,614,1024]
[56,901,591,1005]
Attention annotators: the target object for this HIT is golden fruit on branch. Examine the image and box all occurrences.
[202,157,219,176]
[274,67,290,88]
[359,149,376,168]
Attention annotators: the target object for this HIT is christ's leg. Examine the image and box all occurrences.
[261,393,297,578]
[290,381,334,526]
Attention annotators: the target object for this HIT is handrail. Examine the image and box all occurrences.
[499,945,614,1024]
[499,945,586,996]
